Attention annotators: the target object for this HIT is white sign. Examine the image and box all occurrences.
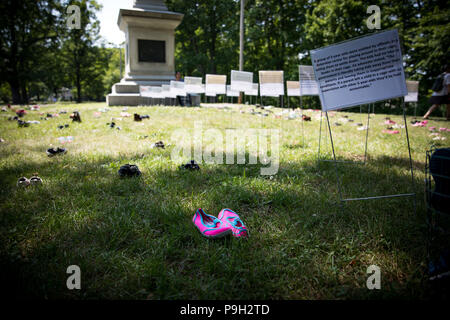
[286,81,301,97]
[245,83,259,96]
[299,65,319,96]
[230,70,253,92]
[310,29,407,111]
[259,71,284,97]
[140,86,152,97]
[226,85,240,97]
[151,86,163,99]
[162,85,176,98]
[170,81,186,96]
[205,74,226,95]
[405,80,419,103]
[185,77,204,94]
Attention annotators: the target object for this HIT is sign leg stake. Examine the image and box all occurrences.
[402,97,417,215]
[317,110,323,164]
[326,111,344,205]
[364,104,371,164]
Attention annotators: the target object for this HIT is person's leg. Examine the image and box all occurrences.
[446,104,450,120]
[423,104,439,119]
[177,95,185,106]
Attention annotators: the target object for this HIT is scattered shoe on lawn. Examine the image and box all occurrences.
[302,115,311,121]
[218,208,249,238]
[71,111,82,122]
[134,113,142,122]
[382,129,400,134]
[192,208,232,239]
[29,175,43,186]
[17,177,30,187]
[16,109,27,117]
[47,147,67,157]
[17,120,30,127]
[151,141,165,149]
[179,160,200,171]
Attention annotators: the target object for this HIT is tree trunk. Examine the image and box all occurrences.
[21,83,28,105]
[9,79,21,105]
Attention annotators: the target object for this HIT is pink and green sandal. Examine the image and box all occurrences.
[218,208,249,238]
[192,208,232,239]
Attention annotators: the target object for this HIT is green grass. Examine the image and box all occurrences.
[0,102,449,299]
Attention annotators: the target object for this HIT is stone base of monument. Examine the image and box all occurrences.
[107,93,142,106]
[106,76,175,106]
[106,1,183,106]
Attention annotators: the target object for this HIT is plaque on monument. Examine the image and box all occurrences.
[138,39,166,63]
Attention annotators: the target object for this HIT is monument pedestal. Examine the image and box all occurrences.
[107,1,183,106]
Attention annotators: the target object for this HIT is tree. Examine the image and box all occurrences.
[166,0,239,77]
[0,0,62,104]
[60,0,103,102]
[102,46,125,97]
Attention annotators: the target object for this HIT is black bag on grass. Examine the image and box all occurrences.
[430,148,450,214]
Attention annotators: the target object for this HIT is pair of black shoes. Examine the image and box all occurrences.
[18,120,30,127]
[179,160,200,171]
[118,164,141,178]
[58,124,69,129]
[134,114,150,122]
[47,147,67,157]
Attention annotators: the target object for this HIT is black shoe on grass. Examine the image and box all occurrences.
[118,164,141,178]
[71,111,82,123]
[18,120,30,127]
[134,114,142,122]
[47,147,67,157]
[151,141,165,149]
[179,160,200,171]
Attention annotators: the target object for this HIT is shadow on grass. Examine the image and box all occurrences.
[0,149,441,300]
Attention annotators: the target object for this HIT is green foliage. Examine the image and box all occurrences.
[102,47,125,97]
[0,83,11,104]
[0,0,63,104]
[1,0,448,109]
[60,0,105,102]
[167,0,449,113]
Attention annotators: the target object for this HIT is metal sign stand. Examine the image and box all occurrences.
[323,98,416,212]
[300,95,305,147]
[317,104,371,165]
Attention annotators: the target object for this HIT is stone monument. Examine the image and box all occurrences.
[106,0,183,106]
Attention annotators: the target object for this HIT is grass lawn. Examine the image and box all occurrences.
[0,102,449,299]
